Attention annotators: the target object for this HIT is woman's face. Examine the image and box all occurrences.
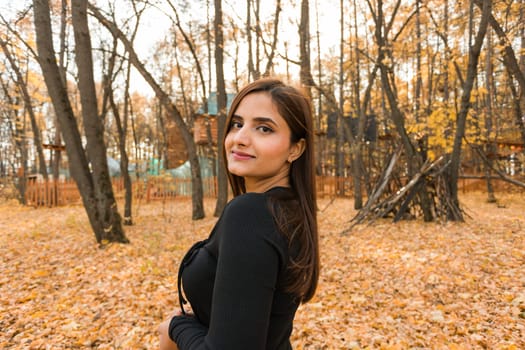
[225,92,304,193]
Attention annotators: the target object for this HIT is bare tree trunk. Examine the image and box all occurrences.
[52,0,67,182]
[173,37,192,122]
[118,4,145,224]
[373,0,418,167]
[2,86,28,204]
[71,0,126,241]
[104,38,134,224]
[299,0,312,88]
[246,0,261,80]
[247,0,255,80]
[314,0,323,175]
[17,105,28,205]
[214,0,228,216]
[335,0,345,180]
[120,72,133,225]
[448,0,491,219]
[89,3,205,220]
[484,29,496,203]
[0,40,48,180]
[415,0,422,123]
[262,0,282,77]
[372,0,434,221]
[443,0,450,103]
[33,0,128,243]
[351,0,366,208]
[474,0,525,147]
[254,0,261,79]
[517,0,525,148]
[166,2,208,114]
[520,0,525,121]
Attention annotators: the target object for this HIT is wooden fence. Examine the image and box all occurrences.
[24,175,523,208]
[25,177,219,208]
[25,179,83,207]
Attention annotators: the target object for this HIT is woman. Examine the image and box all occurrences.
[159,78,319,350]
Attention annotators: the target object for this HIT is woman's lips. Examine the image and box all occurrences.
[231,150,254,160]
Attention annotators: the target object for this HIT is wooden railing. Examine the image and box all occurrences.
[23,174,523,208]
[25,179,82,207]
[25,177,219,208]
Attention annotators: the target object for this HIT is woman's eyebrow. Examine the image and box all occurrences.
[253,117,278,126]
[232,115,278,126]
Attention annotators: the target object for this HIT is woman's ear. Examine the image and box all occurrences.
[288,138,306,163]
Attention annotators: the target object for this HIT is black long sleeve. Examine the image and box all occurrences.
[169,190,298,350]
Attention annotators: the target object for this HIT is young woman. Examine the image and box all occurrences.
[159,78,319,350]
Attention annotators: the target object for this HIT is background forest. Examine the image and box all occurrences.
[1,0,525,242]
[1,1,525,348]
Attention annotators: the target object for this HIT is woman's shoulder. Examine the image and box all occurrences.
[222,191,271,221]
[219,188,292,237]
[225,187,294,214]
[226,187,283,210]
[218,191,289,257]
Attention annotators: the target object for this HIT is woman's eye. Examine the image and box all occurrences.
[231,121,243,129]
[257,125,273,133]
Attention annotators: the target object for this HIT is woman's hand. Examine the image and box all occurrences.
[158,310,182,350]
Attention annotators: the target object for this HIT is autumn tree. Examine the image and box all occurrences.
[0,72,28,200]
[0,39,48,182]
[447,0,491,219]
[89,3,205,220]
[103,35,135,225]
[474,0,525,148]
[33,0,128,244]
[165,1,209,115]
[0,10,51,203]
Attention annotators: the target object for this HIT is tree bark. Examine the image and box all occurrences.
[448,0,491,220]
[214,0,228,217]
[71,0,126,242]
[246,0,254,81]
[351,0,367,208]
[520,0,525,124]
[299,0,314,92]
[52,0,67,183]
[254,0,262,79]
[33,0,128,243]
[484,29,496,203]
[336,0,345,180]
[415,0,422,122]
[105,41,134,224]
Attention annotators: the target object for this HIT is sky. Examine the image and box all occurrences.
[129,0,342,94]
[1,0,342,95]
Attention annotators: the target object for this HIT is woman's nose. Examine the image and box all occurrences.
[232,126,250,145]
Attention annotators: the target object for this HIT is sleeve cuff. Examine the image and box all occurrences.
[168,316,180,342]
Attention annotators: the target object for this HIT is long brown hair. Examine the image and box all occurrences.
[221,78,319,303]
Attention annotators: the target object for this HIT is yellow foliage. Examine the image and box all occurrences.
[424,107,456,159]
[476,86,488,97]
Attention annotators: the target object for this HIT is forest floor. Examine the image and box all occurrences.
[1,192,524,349]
